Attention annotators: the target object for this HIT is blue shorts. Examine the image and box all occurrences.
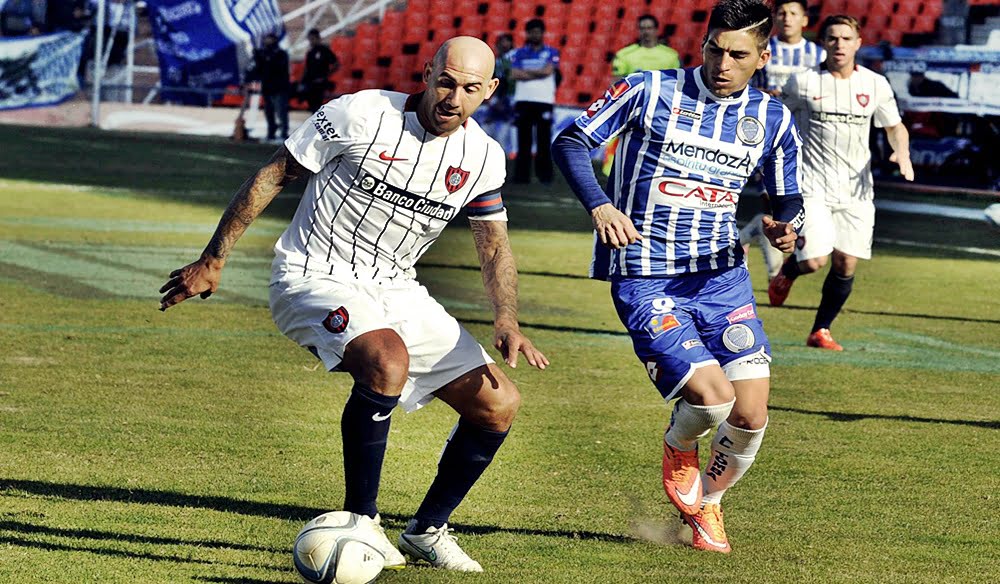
[611,266,770,400]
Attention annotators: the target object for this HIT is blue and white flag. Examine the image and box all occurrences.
[0,31,85,111]
[146,0,284,105]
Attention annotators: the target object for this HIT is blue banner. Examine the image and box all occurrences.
[0,31,85,111]
[146,0,283,105]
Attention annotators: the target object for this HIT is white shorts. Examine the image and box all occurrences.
[269,271,494,412]
[795,198,875,261]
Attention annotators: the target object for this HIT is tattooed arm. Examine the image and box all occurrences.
[159,146,308,310]
[470,219,549,370]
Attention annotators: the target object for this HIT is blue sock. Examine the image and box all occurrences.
[411,419,509,531]
[341,383,399,518]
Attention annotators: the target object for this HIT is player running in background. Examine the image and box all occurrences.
[553,0,803,554]
[741,0,827,281]
[768,14,913,351]
[159,36,548,572]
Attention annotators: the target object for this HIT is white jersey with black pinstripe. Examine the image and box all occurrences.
[781,64,902,207]
[274,90,507,282]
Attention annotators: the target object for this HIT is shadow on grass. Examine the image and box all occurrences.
[0,519,283,553]
[769,405,999,429]
[756,301,1000,326]
[0,479,636,545]
[0,535,286,572]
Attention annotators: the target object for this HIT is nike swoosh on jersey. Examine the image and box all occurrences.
[372,412,392,422]
[379,151,407,161]
[677,475,702,508]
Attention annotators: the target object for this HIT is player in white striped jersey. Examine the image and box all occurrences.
[159,37,548,572]
[768,14,913,351]
[741,0,826,281]
[554,0,803,553]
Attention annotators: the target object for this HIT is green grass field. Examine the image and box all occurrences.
[1,126,998,583]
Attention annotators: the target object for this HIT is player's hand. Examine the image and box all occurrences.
[761,215,797,253]
[494,325,549,370]
[890,151,914,182]
[591,203,642,250]
[159,255,225,311]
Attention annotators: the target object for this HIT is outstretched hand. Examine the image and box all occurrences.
[592,203,642,250]
[494,326,549,370]
[158,255,224,311]
[889,151,914,182]
[761,215,798,253]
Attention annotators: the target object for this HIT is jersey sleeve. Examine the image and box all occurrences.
[284,92,366,173]
[466,140,508,222]
[611,47,630,77]
[572,72,647,146]
[762,104,805,230]
[873,74,902,128]
[780,72,804,111]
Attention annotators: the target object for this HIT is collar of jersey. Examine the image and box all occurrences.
[692,66,750,103]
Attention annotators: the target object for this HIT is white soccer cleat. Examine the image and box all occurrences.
[358,514,406,570]
[397,520,483,572]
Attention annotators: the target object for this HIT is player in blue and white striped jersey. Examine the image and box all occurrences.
[553,0,803,554]
[741,0,826,281]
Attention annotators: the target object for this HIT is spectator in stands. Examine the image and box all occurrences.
[47,0,90,33]
[1,0,43,36]
[907,71,958,98]
[246,32,291,142]
[509,18,560,185]
[610,14,680,83]
[298,28,339,113]
[602,14,680,176]
[479,33,515,145]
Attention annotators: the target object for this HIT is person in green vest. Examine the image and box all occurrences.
[602,14,681,176]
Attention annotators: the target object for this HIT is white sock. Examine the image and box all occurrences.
[761,239,785,279]
[664,399,735,451]
[701,419,767,505]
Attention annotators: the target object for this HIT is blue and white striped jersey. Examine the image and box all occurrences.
[764,37,826,91]
[573,67,801,279]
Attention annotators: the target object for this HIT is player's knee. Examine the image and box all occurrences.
[343,332,410,395]
[800,257,826,273]
[727,408,768,430]
[470,382,521,432]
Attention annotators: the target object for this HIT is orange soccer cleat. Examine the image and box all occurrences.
[662,440,702,515]
[807,328,843,351]
[767,271,794,306]
[683,504,732,553]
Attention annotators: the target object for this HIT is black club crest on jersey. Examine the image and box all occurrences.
[444,166,470,193]
[322,306,349,334]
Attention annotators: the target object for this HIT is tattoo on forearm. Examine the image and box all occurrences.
[471,220,519,324]
[205,149,306,260]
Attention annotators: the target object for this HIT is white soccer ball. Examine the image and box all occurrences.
[293,511,385,584]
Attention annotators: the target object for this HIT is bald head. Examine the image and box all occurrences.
[417,36,500,136]
[431,36,496,80]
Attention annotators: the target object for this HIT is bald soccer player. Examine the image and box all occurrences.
[159,36,548,573]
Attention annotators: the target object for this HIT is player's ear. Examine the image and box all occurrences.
[484,77,499,99]
[757,47,771,70]
[422,61,433,84]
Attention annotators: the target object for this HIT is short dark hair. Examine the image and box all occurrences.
[706,0,772,50]
[819,14,861,40]
[307,28,320,37]
[638,14,659,28]
[774,0,808,11]
[496,32,513,44]
[525,18,545,32]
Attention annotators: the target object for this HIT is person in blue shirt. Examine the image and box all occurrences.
[553,0,803,554]
[509,18,560,184]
